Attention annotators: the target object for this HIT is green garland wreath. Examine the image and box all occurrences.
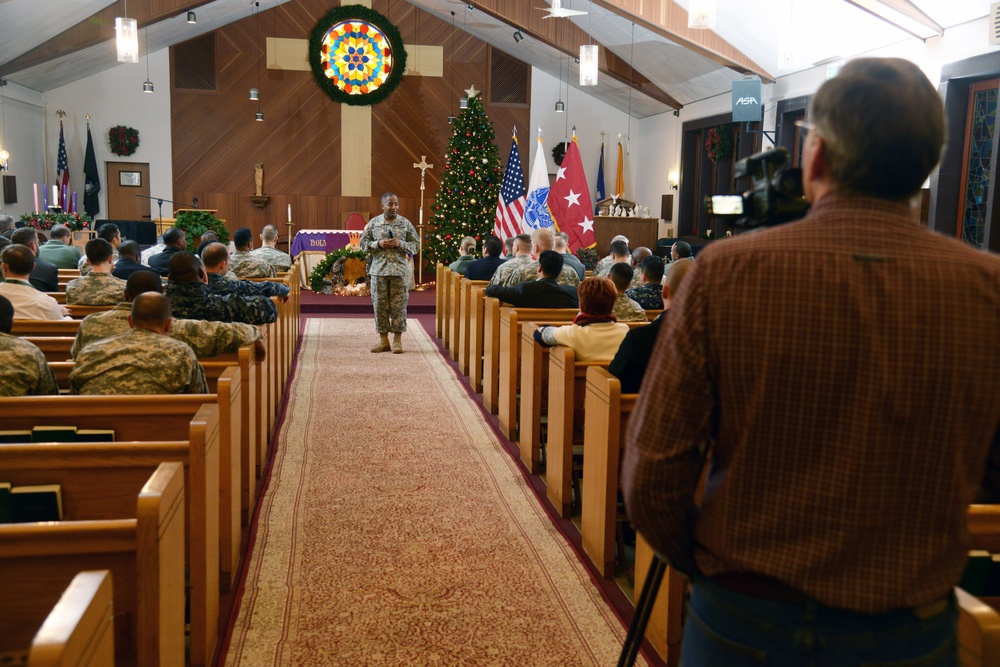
[309,5,407,107]
[308,247,368,293]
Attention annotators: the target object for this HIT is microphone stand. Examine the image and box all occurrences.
[134,194,199,223]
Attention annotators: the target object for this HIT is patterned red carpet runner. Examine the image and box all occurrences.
[224,318,640,665]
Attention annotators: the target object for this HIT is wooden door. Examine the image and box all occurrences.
[106,162,151,220]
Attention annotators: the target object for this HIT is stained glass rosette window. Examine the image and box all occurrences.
[309,6,407,106]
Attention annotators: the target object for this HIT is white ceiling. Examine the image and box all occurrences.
[0,0,992,116]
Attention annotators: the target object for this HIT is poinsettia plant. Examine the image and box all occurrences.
[704,125,733,163]
[108,125,140,156]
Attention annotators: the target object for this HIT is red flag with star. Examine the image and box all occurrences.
[547,135,595,251]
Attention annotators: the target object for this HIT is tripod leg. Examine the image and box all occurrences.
[618,555,668,667]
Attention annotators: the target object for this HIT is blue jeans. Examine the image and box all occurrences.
[680,577,958,667]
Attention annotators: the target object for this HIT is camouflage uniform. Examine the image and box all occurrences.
[0,333,59,396]
[71,302,261,359]
[489,257,580,288]
[77,249,119,276]
[360,213,418,334]
[251,246,292,272]
[626,283,664,310]
[488,255,533,286]
[165,281,278,325]
[230,250,277,279]
[593,255,614,277]
[207,272,289,299]
[613,293,648,322]
[66,272,127,305]
[70,328,208,395]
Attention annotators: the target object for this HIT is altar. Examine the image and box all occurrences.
[290,229,359,257]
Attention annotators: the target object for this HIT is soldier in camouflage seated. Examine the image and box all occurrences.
[608,262,647,322]
[489,228,580,288]
[165,252,278,325]
[625,254,665,310]
[202,243,290,300]
[66,239,127,305]
[77,223,121,276]
[72,269,263,360]
[0,294,58,396]
[251,224,292,272]
[70,292,209,395]
[229,227,277,279]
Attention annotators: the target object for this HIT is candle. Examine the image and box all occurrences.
[62,185,67,210]
[72,192,77,213]
[287,204,292,223]
[52,185,58,208]
[43,184,48,210]
[33,183,38,212]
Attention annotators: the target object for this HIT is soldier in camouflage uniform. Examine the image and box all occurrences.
[0,295,59,396]
[164,252,278,325]
[66,239,127,305]
[595,238,631,278]
[608,262,648,322]
[488,233,532,286]
[251,225,292,272]
[202,243,290,299]
[229,227,277,279]
[77,224,121,276]
[625,254,665,310]
[70,292,208,395]
[360,192,418,353]
[71,270,262,359]
[489,228,580,288]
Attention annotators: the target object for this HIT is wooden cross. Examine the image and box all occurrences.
[413,155,433,284]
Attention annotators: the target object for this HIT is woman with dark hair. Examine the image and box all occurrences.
[533,277,628,361]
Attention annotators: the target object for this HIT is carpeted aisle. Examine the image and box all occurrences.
[224,318,641,666]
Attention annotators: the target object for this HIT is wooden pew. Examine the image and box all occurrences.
[67,305,113,319]
[957,588,1000,667]
[458,278,489,377]
[22,336,76,362]
[467,283,489,394]
[0,462,186,667]
[0,398,223,667]
[447,270,463,361]
[11,319,81,336]
[46,291,67,304]
[435,263,445,339]
[634,534,685,666]
[440,264,454,350]
[497,307,580,439]
[545,347,611,517]
[481,297,504,414]
[580,366,636,576]
[26,570,116,667]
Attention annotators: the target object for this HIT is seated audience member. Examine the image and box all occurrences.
[503,236,516,258]
[595,239,631,278]
[0,295,58,396]
[671,240,693,262]
[66,239,127,305]
[464,235,506,282]
[148,227,187,276]
[196,231,220,257]
[629,247,652,287]
[555,231,586,281]
[0,244,70,320]
[78,223,121,275]
[490,228,580,288]
[0,236,9,250]
[593,234,629,276]
[0,214,14,236]
[229,227,277,278]
[141,234,167,266]
[112,240,147,281]
[37,224,83,269]
[608,263,647,322]
[72,269,263,360]
[70,292,209,395]
[533,277,628,361]
[626,255,665,310]
[489,233,532,285]
[609,256,695,393]
[484,250,579,309]
[10,228,58,292]
[165,251,278,324]
[202,243,290,299]
[449,236,477,275]
[251,224,293,272]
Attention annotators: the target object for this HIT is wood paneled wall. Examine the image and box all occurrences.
[170,0,530,250]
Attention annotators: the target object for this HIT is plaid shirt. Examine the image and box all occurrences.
[623,193,1000,613]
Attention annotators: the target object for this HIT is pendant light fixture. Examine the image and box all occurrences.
[116,0,139,63]
[448,11,457,123]
[253,1,263,120]
[554,20,565,112]
[142,26,154,93]
[579,1,598,86]
[458,8,469,109]
[0,79,9,171]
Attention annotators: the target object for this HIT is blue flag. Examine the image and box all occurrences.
[594,142,605,215]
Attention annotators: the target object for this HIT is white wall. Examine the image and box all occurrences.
[43,48,173,220]
[0,81,47,219]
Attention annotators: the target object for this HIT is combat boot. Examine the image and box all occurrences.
[392,333,403,354]
[371,334,391,353]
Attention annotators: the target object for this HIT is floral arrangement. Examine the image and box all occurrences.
[108,125,140,156]
[309,247,368,293]
[173,209,230,251]
[704,125,733,163]
[575,246,599,270]
[19,210,93,231]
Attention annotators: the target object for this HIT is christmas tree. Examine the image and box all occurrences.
[424,88,502,267]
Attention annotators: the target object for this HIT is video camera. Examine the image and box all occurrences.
[704,147,809,230]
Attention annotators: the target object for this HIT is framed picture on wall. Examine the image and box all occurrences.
[119,171,141,187]
[2,175,15,204]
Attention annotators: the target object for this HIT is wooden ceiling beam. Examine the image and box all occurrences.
[467,0,682,109]
[594,0,775,83]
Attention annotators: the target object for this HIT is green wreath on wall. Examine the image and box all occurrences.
[308,4,408,107]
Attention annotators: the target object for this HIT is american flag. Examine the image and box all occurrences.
[57,122,70,211]
[493,132,526,251]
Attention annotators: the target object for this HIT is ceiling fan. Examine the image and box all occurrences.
[539,0,587,19]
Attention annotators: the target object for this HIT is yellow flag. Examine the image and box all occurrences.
[615,142,624,197]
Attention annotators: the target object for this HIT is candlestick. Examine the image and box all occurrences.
[287,204,292,223]
[33,183,39,212]
[52,185,58,206]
